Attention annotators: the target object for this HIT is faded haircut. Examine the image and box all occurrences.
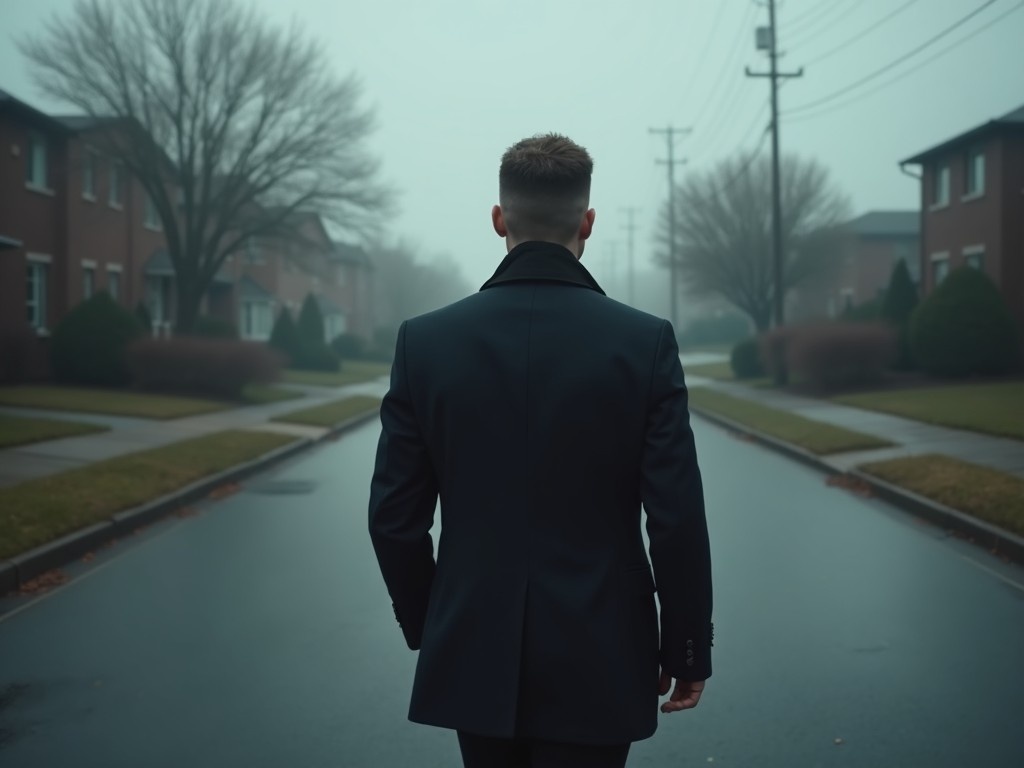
[499,134,593,242]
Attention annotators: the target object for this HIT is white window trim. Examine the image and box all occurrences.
[106,263,123,273]
[26,258,50,335]
[963,147,985,199]
[962,244,985,257]
[27,252,53,264]
[930,163,950,211]
[25,132,53,194]
[82,148,98,201]
[929,251,950,262]
[82,258,98,269]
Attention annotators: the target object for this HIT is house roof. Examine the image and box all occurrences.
[145,248,233,285]
[844,211,919,238]
[0,87,72,135]
[237,275,274,302]
[902,103,1024,164]
[330,241,370,267]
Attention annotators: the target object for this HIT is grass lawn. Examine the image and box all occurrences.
[689,388,892,455]
[861,454,1024,537]
[0,413,109,449]
[282,360,391,388]
[0,386,235,419]
[0,429,298,560]
[834,381,1024,441]
[240,384,304,405]
[272,395,381,428]
[685,361,734,381]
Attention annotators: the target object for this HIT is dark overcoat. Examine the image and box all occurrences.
[369,241,712,745]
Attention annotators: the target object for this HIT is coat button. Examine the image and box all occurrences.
[686,658,694,667]
[687,640,694,648]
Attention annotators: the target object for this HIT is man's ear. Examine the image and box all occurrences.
[492,205,508,238]
[579,208,596,241]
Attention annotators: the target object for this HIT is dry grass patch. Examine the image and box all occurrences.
[0,429,297,560]
[861,454,1024,537]
[272,395,381,428]
[0,413,108,449]
[689,388,891,455]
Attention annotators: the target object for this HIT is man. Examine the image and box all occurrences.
[369,134,712,768]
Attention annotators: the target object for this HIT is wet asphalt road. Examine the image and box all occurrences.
[1,414,1023,767]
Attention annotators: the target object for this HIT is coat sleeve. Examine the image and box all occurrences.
[640,320,713,680]
[368,320,438,651]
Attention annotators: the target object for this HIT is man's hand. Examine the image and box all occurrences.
[658,669,705,713]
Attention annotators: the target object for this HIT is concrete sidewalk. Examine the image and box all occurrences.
[685,375,1024,479]
[0,378,389,488]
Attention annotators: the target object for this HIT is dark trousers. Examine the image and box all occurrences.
[457,731,630,768]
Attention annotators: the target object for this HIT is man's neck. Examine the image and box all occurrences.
[506,237,581,260]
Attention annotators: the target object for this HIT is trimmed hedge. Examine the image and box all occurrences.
[126,338,284,399]
[331,332,367,360]
[51,292,145,386]
[910,267,1020,377]
[787,323,896,391]
[730,338,764,379]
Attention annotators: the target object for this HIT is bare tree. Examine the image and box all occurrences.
[21,0,388,333]
[655,153,850,331]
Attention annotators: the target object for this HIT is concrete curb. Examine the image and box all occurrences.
[690,405,1024,565]
[849,468,1024,564]
[5,406,381,592]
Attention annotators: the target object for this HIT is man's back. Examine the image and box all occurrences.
[370,242,711,745]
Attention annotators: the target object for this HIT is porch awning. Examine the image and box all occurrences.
[0,235,23,250]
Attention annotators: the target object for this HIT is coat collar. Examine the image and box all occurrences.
[479,241,606,295]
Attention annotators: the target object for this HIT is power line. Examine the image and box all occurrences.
[677,0,732,111]
[801,0,920,67]
[717,124,772,192]
[649,126,691,328]
[687,0,759,154]
[785,0,849,36]
[788,0,1024,124]
[787,0,860,48]
[786,0,999,115]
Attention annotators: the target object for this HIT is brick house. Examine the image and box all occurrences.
[0,89,166,378]
[788,210,920,320]
[900,103,1024,333]
[0,87,376,379]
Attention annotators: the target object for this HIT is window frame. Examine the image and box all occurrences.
[931,162,950,209]
[25,131,50,192]
[109,161,124,209]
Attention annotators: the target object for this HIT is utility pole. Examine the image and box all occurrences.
[620,207,638,306]
[746,0,802,328]
[649,126,690,328]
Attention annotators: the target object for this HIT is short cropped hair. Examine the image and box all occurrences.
[499,134,593,242]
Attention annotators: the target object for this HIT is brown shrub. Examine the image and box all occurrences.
[787,323,896,392]
[126,338,284,399]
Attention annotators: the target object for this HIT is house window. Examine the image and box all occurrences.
[107,268,122,300]
[965,147,985,197]
[239,300,273,340]
[109,162,124,208]
[144,193,161,229]
[964,247,985,271]
[82,150,97,199]
[932,162,950,207]
[26,132,48,189]
[83,266,96,299]
[931,253,950,286]
[26,260,49,330]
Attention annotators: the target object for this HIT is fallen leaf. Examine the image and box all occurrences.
[19,569,70,595]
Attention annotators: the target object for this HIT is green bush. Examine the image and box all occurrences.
[192,314,238,339]
[730,338,764,379]
[910,267,1020,377]
[51,292,144,386]
[881,259,919,369]
[269,308,302,363]
[297,294,326,345]
[331,332,367,360]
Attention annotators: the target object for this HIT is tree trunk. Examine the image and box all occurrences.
[174,280,205,336]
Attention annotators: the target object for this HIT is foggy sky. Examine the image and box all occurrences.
[2,0,1022,308]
